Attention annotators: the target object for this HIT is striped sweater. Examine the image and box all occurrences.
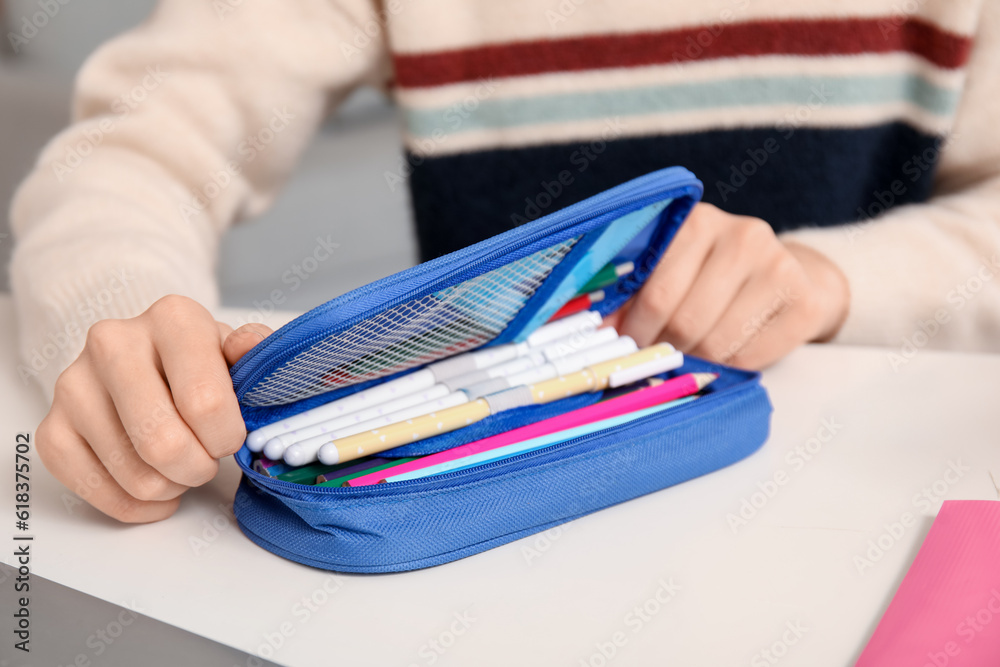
[9,0,1000,399]
[392,8,975,258]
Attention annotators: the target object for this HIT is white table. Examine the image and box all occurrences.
[2,293,998,666]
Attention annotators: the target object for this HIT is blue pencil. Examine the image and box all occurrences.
[384,395,697,483]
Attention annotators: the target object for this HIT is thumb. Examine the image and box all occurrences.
[601,299,632,334]
[222,323,274,366]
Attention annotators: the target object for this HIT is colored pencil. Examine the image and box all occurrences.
[314,457,392,483]
[315,457,418,487]
[548,290,605,322]
[275,461,359,485]
[346,370,713,486]
[316,343,679,465]
[577,261,634,295]
[384,396,699,483]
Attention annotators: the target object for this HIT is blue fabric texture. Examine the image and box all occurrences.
[229,168,773,572]
[233,357,771,573]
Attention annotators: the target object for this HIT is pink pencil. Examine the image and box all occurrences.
[345,371,718,486]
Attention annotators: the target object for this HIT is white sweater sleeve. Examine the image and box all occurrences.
[9,0,388,400]
[780,1,1000,353]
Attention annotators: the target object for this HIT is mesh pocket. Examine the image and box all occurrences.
[241,238,579,407]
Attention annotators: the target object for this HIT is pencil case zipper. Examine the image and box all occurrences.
[230,167,702,405]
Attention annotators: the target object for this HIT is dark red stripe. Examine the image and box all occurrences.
[394,17,972,89]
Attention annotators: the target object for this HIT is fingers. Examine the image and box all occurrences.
[688,279,802,369]
[74,380,189,502]
[622,205,781,352]
[36,409,181,524]
[86,317,220,488]
[615,203,845,369]
[223,322,273,366]
[689,254,819,369]
[658,225,767,351]
[144,296,247,459]
[620,204,717,346]
[37,295,253,524]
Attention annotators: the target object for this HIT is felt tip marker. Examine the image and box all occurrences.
[261,383,452,460]
[282,390,469,467]
[245,367,438,451]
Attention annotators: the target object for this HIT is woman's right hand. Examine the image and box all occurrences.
[36,295,272,522]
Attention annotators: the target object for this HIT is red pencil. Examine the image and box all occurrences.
[549,289,605,322]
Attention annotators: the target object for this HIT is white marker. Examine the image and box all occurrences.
[462,336,638,398]
[539,326,618,363]
[426,341,530,380]
[526,311,602,348]
[282,391,470,466]
[608,349,683,387]
[426,310,604,380]
[247,310,607,452]
[261,384,452,460]
[245,368,438,451]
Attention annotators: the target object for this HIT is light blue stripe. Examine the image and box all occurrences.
[406,73,958,138]
[386,395,697,483]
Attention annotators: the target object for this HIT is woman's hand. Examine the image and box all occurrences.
[614,203,849,368]
[36,295,272,523]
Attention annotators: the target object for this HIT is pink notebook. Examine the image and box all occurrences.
[855,500,1000,666]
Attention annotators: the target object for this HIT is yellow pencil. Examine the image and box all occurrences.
[316,343,677,465]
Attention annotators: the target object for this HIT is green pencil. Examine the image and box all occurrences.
[316,457,419,487]
[577,261,634,295]
[275,461,359,485]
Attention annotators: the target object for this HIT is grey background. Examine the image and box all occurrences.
[1,562,283,667]
[0,0,417,310]
[0,5,410,664]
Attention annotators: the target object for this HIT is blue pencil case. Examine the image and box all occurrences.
[229,167,772,573]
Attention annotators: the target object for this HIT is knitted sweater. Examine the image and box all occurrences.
[9,0,1000,399]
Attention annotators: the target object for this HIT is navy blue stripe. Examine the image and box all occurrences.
[407,122,940,260]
